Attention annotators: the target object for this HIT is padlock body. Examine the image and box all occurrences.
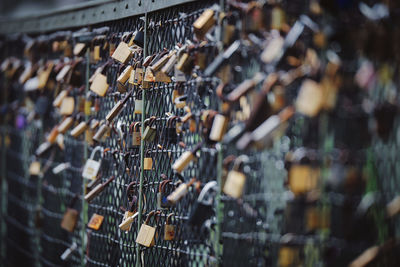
[136,224,156,247]
[61,208,78,232]
[82,159,101,180]
[164,224,175,241]
[223,170,246,198]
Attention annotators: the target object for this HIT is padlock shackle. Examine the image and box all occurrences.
[232,155,249,171]
[144,210,160,224]
[223,155,237,169]
[197,180,218,203]
[159,179,171,193]
[89,146,104,161]
[166,213,174,225]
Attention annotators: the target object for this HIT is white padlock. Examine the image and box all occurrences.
[82,146,104,180]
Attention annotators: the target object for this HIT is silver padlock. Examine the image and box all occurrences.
[82,146,104,180]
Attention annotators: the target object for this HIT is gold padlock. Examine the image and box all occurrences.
[172,143,202,173]
[60,208,78,232]
[58,116,74,134]
[223,156,248,198]
[111,42,132,64]
[70,119,91,138]
[130,122,141,147]
[167,178,196,205]
[143,150,153,171]
[288,164,320,195]
[136,211,159,247]
[164,213,175,241]
[105,92,132,122]
[90,73,109,97]
[60,97,75,115]
[73,43,86,56]
[193,9,215,39]
[142,116,157,142]
[117,65,133,93]
[209,113,229,142]
[87,213,104,230]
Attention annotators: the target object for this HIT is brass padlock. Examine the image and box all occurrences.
[129,122,141,147]
[57,116,74,134]
[70,119,91,138]
[37,62,54,89]
[60,97,75,115]
[56,64,71,82]
[47,125,59,144]
[84,176,115,202]
[136,211,158,247]
[87,213,104,230]
[111,42,132,64]
[172,143,202,174]
[209,113,229,142]
[161,51,177,75]
[90,73,109,97]
[29,161,41,176]
[164,213,175,241]
[288,164,320,195]
[142,116,157,142]
[119,182,139,231]
[60,195,79,232]
[296,79,323,117]
[93,45,101,62]
[143,67,155,89]
[117,65,133,93]
[193,9,216,39]
[223,156,248,198]
[143,150,153,171]
[167,178,196,205]
[73,43,86,56]
[82,146,104,180]
[105,91,133,122]
[92,122,111,143]
[176,53,192,73]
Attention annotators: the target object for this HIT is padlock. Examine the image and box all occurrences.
[29,161,41,176]
[134,98,143,114]
[172,143,202,173]
[93,45,101,62]
[87,213,104,230]
[193,9,215,39]
[38,62,54,89]
[167,178,196,205]
[90,73,109,97]
[60,195,79,232]
[129,122,141,147]
[56,64,71,82]
[142,116,157,142]
[188,181,218,228]
[133,29,144,48]
[278,246,300,267]
[296,79,323,117]
[174,95,187,109]
[84,176,115,202]
[105,91,133,122]
[111,42,132,64]
[136,211,158,247]
[261,35,284,64]
[47,125,59,144]
[161,51,177,76]
[164,213,175,241]
[143,67,155,89]
[60,242,77,261]
[143,150,153,171]
[35,141,52,156]
[58,116,74,134]
[60,97,75,115]
[119,182,139,231]
[93,122,111,142]
[73,43,86,56]
[70,118,91,138]
[130,63,143,85]
[117,65,133,93]
[288,164,320,195]
[165,116,179,144]
[82,146,104,180]
[223,156,249,199]
[176,53,193,73]
[209,113,229,142]
[157,179,172,209]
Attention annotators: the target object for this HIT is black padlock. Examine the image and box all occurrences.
[133,29,144,48]
[165,116,179,144]
[188,181,218,229]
